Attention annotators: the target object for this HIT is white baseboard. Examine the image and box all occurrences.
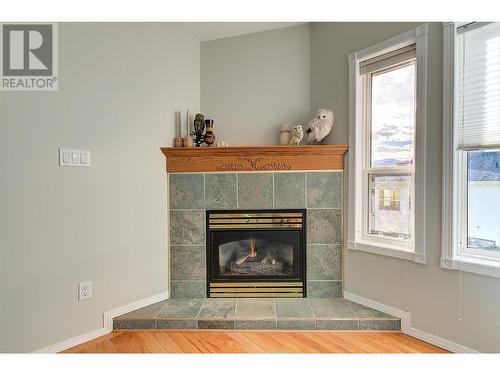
[403,325,477,353]
[33,328,109,353]
[343,291,478,353]
[33,291,170,353]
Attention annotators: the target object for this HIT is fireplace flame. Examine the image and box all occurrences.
[249,239,257,258]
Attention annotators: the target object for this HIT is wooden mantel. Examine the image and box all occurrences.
[160,145,348,173]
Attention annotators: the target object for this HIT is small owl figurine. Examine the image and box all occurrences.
[305,109,334,144]
[289,125,304,146]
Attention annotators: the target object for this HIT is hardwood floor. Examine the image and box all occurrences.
[62,331,448,353]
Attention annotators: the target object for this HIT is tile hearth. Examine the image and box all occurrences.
[113,298,401,331]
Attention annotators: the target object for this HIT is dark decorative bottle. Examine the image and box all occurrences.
[203,119,216,147]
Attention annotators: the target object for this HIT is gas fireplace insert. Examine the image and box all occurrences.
[206,209,306,298]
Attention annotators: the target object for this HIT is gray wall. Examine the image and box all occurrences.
[201,24,311,146]
[310,22,499,352]
[0,23,200,352]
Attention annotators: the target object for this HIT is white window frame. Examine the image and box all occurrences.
[441,22,500,278]
[348,24,428,264]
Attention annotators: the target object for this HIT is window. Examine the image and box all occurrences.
[348,25,427,263]
[442,22,500,277]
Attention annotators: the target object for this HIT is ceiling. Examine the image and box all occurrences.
[174,22,306,42]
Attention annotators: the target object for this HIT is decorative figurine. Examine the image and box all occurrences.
[305,109,334,144]
[289,125,304,146]
[203,119,216,147]
[215,140,229,147]
[279,124,291,145]
[192,113,205,147]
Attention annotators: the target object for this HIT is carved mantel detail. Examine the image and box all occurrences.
[216,162,245,171]
[161,145,348,173]
[216,158,293,172]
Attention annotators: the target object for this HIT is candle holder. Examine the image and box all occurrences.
[192,113,205,147]
[182,136,193,147]
[174,137,183,147]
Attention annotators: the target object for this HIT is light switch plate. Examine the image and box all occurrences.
[59,148,91,167]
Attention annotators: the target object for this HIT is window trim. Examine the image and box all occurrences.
[441,22,500,278]
[347,24,428,264]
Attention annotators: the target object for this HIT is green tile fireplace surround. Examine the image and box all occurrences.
[168,171,343,299]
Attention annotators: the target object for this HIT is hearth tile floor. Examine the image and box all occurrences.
[114,298,401,331]
[275,298,315,318]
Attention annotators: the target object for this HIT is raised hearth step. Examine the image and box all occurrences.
[113,298,401,331]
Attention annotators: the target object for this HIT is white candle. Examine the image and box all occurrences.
[186,109,190,135]
[175,111,178,137]
[177,111,181,137]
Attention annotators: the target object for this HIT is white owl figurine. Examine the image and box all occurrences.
[305,109,334,144]
[289,125,304,146]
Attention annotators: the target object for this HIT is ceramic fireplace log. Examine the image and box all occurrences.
[261,254,276,265]
[230,255,284,275]
[235,254,250,266]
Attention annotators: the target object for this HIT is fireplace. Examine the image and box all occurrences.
[206,209,306,298]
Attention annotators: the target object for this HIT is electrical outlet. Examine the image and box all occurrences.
[78,281,92,301]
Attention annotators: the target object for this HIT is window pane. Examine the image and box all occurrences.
[371,63,415,167]
[368,174,412,239]
[467,149,500,250]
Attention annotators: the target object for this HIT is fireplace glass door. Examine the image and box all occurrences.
[213,230,300,279]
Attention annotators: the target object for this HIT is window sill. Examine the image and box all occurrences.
[348,240,425,264]
[441,256,500,278]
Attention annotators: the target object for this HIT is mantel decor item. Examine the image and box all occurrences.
[173,110,183,147]
[174,137,183,147]
[279,124,291,145]
[203,119,216,147]
[182,136,193,147]
[305,109,334,144]
[192,113,205,147]
[186,109,192,136]
[290,125,304,146]
[215,140,229,147]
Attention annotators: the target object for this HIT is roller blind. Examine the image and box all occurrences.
[359,44,416,75]
[457,22,500,150]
